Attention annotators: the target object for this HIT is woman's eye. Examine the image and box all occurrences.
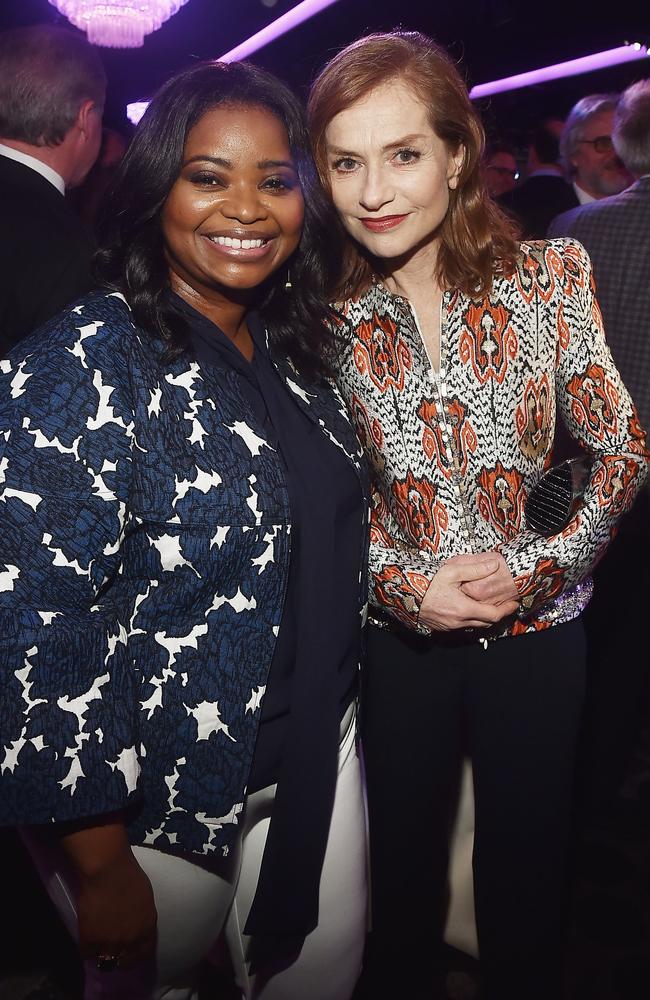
[332,157,358,173]
[394,148,420,164]
[262,176,295,192]
[188,171,223,187]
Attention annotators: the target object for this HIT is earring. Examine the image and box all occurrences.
[284,269,292,292]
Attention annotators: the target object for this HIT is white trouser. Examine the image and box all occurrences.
[26,705,367,1000]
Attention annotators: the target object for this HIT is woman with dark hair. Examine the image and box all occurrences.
[308,31,648,1000]
[0,60,368,1000]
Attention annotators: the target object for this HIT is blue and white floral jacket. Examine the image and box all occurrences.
[0,292,369,857]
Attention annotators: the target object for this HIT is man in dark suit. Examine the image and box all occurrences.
[0,29,106,987]
[548,87,649,434]
[0,25,106,356]
[549,81,650,815]
[501,119,578,238]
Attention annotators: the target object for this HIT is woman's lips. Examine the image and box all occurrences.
[202,234,275,259]
[359,214,409,232]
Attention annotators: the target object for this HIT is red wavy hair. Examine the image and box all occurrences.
[307,31,520,299]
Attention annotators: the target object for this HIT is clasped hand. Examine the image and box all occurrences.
[418,551,519,632]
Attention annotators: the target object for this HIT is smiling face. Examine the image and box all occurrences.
[571,109,631,198]
[161,103,304,309]
[324,80,464,268]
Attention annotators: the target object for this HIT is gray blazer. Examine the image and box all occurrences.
[548,177,650,433]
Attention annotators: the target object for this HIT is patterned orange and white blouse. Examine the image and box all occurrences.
[334,239,649,637]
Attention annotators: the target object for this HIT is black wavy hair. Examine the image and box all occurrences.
[94,60,342,376]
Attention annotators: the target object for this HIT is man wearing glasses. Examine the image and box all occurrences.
[556,93,632,204]
[483,142,520,198]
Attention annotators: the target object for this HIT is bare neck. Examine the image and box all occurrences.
[381,241,443,316]
[380,243,444,372]
[169,274,254,361]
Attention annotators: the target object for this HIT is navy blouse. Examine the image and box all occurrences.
[175,295,363,939]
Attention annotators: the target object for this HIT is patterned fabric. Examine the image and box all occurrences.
[0,292,368,857]
[334,239,648,636]
[548,178,650,435]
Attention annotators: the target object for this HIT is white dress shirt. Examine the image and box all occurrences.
[0,143,65,195]
[573,181,597,205]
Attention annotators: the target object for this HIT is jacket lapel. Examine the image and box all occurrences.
[264,330,366,482]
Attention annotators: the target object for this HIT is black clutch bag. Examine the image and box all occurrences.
[524,456,591,537]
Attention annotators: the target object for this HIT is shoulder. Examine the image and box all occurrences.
[1,292,149,417]
[547,196,625,237]
[0,168,87,251]
[5,291,138,362]
[334,281,393,330]
[514,237,591,275]
[490,239,593,308]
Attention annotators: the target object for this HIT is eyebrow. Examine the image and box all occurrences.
[183,154,297,171]
[327,133,429,157]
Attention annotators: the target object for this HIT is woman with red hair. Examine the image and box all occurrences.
[308,31,648,1000]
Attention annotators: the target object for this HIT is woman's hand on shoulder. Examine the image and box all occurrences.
[418,552,519,631]
[59,819,157,969]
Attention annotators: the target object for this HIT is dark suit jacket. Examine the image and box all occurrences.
[0,154,93,356]
[548,177,650,434]
[501,173,578,239]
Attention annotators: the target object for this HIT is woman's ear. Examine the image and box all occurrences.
[447,144,465,190]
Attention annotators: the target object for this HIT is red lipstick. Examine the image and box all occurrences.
[359,214,409,232]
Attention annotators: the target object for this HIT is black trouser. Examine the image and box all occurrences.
[579,491,650,814]
[360,618,586,1000]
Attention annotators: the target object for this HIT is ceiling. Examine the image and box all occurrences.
[1,0,648,143]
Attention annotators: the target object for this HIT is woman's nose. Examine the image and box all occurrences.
[359,165,394,212]
[220,186,268,223]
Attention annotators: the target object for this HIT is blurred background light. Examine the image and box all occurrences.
[470,43,650,99]
[219,0,342,62]
[48,0,190,48]
[127,0,342,121]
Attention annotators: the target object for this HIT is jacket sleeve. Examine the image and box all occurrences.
[0,304,141,825]
[368,484,440,631]
[499,240,649,614]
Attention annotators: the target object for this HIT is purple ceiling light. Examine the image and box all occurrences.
[127,0,342,123]
[49,1,190,48]
[470,43,649,99]
[218,0,342,63]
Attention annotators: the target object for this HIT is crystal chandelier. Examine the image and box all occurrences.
[49,1,190,48]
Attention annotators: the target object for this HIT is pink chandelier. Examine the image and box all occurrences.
[48,1,190,48]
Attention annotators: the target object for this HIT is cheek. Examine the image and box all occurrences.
[409,169,451,211]
[162,186,209,234]
[160,197,193,262]
[329,177,357,216]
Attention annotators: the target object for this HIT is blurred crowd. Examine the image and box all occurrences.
[486,84,650,819]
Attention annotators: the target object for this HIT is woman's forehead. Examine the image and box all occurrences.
[185,104,292,159]
[326,84,433,145]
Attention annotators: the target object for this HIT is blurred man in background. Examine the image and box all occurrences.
[558,93,631,206]
[501,118,577,237]
[0,25,106,355]
[483,141,519,198]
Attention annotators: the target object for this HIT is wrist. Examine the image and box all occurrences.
[59,819,133,880]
